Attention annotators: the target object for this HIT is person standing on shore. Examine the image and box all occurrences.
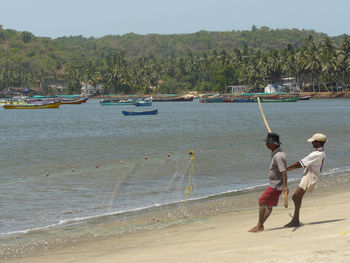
[284,133,326,227]
[249,133,288,232]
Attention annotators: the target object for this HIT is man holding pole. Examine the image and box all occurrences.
[249,132,289,232]
[284,133,326,227]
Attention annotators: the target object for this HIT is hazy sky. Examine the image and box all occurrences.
[0,0,349,38]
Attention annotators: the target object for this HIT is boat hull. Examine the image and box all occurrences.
[3,101,61,109]
[100,101,135,106]
[122,109,158,115]
[257,97,298,102]
[135,102,152,106]
[61,97,89,104]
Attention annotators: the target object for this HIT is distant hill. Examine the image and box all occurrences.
[0,25,341,67]
[53,27,334,60]
[1,25,349,95]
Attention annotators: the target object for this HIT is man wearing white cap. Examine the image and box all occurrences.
[284,133,326,227]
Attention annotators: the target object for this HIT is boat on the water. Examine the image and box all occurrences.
[233,98,256,103]
[135,97,152,106]
[199,96,223,103]
[152,95,194,102]
[256,96,298,102]
[61,96,89,104]
[2,100,61,109]
[100,99,136,106]
[122,109,158,116]
[298,95,311,101]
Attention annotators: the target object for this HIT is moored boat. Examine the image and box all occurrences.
[298,95,311,101]
[152,95,194,102]
[256,96,298,102]
[61,97,89,104]
[199,97,223,103]
[100,99,136,105]
[135,97,152,106]
[2,100,61,109]
[122,109,158,115]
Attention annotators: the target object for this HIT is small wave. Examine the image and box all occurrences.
[322,167,350,177]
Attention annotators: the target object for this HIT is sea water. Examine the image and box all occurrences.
[0,98,349,252]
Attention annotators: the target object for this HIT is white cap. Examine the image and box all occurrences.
[307,133,327,142]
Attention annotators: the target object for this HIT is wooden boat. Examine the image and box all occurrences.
[122,109,158,115]
[298,95,311,101]
[27,98,62,104]
[234,98,256,103]
[61,97,89,104]
[3,101,61,109]
[100,99,135,105]
[199,97,223,103]
[256,97,298,102]
[152,96,194,102]
[135,98,152,106]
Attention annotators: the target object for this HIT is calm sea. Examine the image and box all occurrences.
[0,98,349,245]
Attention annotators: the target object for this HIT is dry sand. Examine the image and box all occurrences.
[4,180,350,263]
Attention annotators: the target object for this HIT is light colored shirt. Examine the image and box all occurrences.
[268,147,287,191]
[299,147,325,190]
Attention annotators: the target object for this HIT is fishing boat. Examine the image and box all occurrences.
[152,95,194,102]
[234,98,256,103]
[199,96,223,103]
[135,97,152,106]
[298,95,311,101]
[100,99,136,105]
[2,100,61,109]
[61,96,89,104]
[122,109,158,116]
[256,96,299,102]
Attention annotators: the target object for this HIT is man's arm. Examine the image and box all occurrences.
[287,161,302,171]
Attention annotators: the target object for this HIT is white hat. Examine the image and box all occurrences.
[307,133,326,142]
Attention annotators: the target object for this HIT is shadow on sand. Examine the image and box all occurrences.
[266,218,345,232]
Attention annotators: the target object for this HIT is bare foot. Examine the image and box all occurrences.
[248,225,264,232]
[284,220,300,227]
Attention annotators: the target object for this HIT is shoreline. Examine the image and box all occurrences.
[90,92,350,99]
[2,173,350,262]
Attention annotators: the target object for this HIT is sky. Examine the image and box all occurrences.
[0,0,349,39]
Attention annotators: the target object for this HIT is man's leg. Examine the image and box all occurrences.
[248,205,273,232]
[284,187,305,227]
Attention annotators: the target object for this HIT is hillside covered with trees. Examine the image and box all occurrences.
[0,25,349,94]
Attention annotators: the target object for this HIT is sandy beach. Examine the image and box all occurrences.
[3,176,350,263]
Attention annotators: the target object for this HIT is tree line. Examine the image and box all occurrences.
[0,25,349,94]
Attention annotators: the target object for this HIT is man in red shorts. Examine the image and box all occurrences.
[249,132,289,232]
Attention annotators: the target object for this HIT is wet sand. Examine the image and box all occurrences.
[3,175,350,263]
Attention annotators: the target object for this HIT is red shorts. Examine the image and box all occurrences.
[258,186,282,207]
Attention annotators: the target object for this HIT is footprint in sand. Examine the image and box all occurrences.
[313,249,336,255]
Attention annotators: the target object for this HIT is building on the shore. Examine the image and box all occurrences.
[81,83,103,96]
[282,77,300,93]
[228,85,252,93]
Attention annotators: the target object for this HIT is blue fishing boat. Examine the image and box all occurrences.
[122,109,158,116]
